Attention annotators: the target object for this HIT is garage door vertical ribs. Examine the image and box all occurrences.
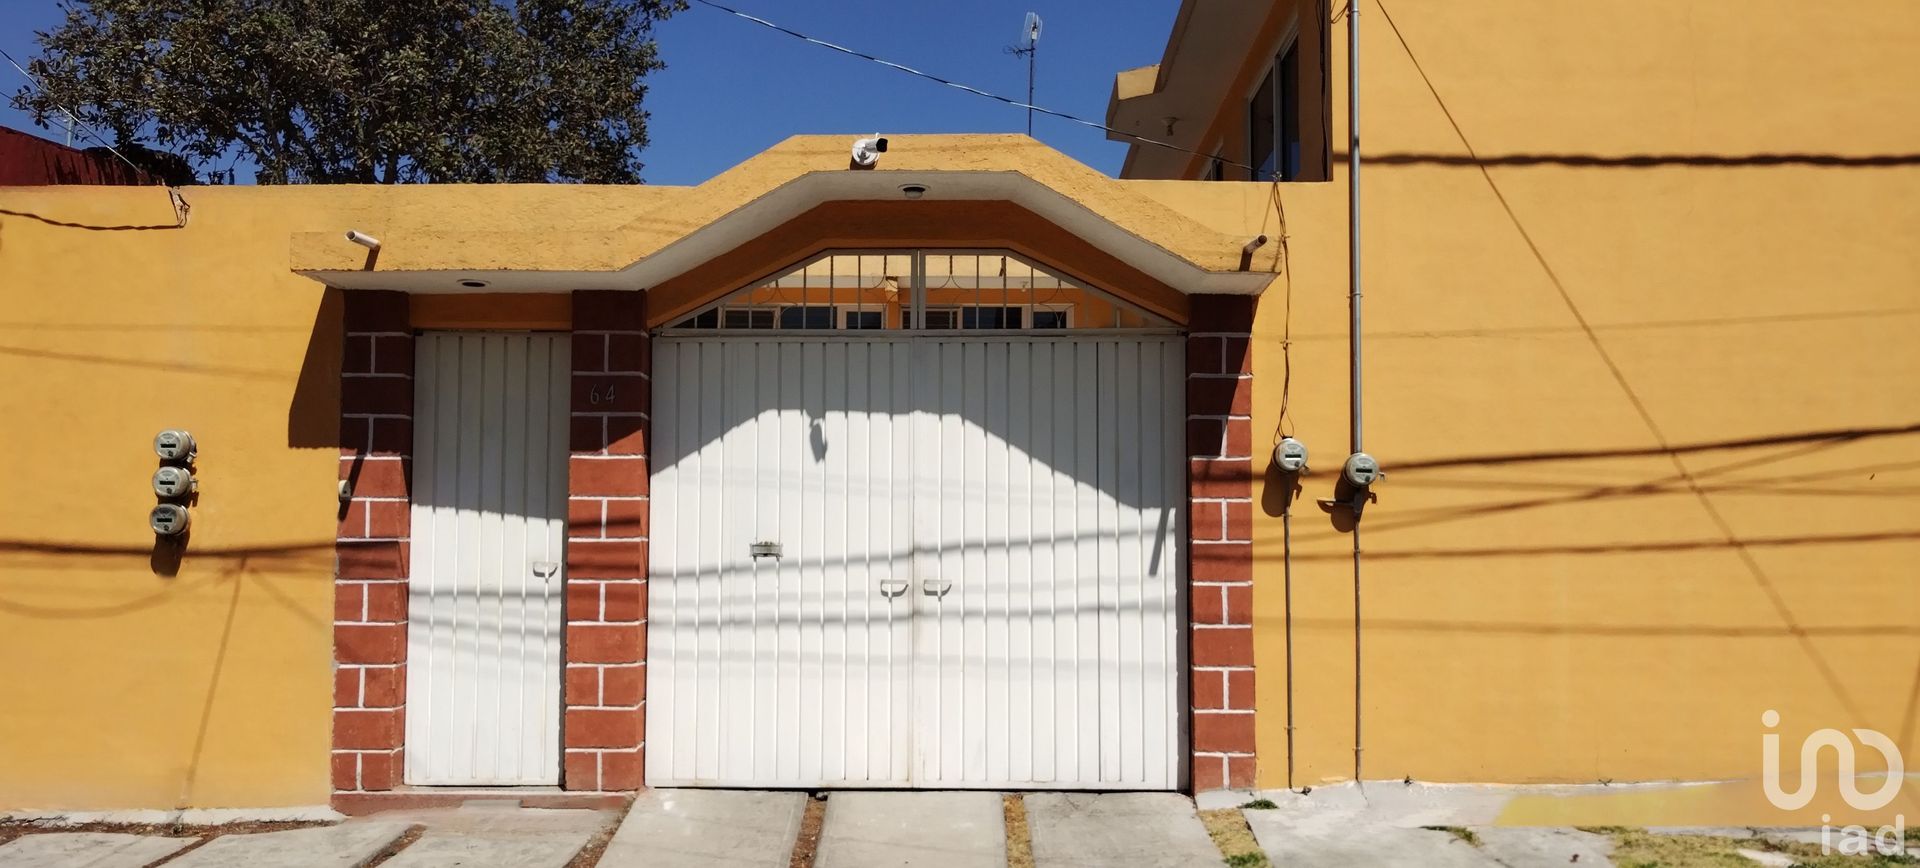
[1007,339,1033,784]
[964,341,987,783]
[719,340,749,782]
[821,340,848,784]
[936,341,960,782]
[647,341,674,781]
[452,338,480,780]
[406,337,440,786]
[777,342,802,782]
[890,341,915,784]
[990,339,1021,787]
[650,334,1182,790]
[1148,339,1180,789]
[543,337,570,782]
[661,338,681,783]
[694,341,714,783]
[845,341,868,783]
[408,333,568,786]
[474,338,502,781]
[751,340,778,781]
[1057,339,1078,784]
[1073,340,1099,784]
[497,336,526,784]
[1117,339,1144,785]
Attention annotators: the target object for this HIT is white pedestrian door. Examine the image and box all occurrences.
[406,333,571,786]
[649,335,1185,789]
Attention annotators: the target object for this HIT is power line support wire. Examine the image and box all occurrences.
[689,0,1246,169]
[0,45,189,225]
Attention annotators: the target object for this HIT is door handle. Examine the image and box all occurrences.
[532,561,559,581]
[921,580,953,597]
[878,579,910,598]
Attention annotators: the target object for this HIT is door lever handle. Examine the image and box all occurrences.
[878,579,910,598]
[532,561,559,581]
[921,580,953,597]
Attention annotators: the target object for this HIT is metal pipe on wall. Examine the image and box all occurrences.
[1284,507,1297,789]
[1346,0,1366,785]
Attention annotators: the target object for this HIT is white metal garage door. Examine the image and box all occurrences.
[648,335,1185,789]
[406,333,571,785]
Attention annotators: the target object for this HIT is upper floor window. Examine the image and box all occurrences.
[1203,149,1226,181]
[1250,41,1304,182]
[1217,4,1330,185]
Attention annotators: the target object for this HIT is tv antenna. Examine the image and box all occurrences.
[1005,12,1043,135]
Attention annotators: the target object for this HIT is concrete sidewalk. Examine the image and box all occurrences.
[10,785,1838,868]
[1025,793,1220,868]
[0,805,607,868]
[601,789,806,867]
[0,832,198,868]
[816,792,1006,868]
[374,805,606,868]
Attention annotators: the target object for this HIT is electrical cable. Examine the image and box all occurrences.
[1372,0,1869,727]
[0,44,189,225]
[688,0,1256,172]
[0,46,146,178]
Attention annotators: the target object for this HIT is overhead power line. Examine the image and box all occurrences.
[687,0,1253,172]
[3,47,149,181]
[0,44,189,224]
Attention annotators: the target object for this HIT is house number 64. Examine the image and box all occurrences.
[589,382,617,405]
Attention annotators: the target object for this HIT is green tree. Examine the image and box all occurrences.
[11,0,685,183]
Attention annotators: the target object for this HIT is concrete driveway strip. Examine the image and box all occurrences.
[379,826,595,868]
[164,822,411,868]
[0,832,195,868]
[817,791,1006,868]
[1471,827,1615,867]
[375,806,607,868]
[1024,793,1220,868]
[1244,811,1500,868]
[599,789,807,868]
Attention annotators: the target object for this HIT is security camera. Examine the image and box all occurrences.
[852,135,889,167]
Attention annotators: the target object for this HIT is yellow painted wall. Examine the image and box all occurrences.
[0,155,1238,809]
[5,19,1916,807]
[0,187,338,809]
[1139,0,1920,789]
[0,184,667,810]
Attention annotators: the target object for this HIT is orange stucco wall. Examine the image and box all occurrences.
[3,0,1917,805]
[0,184,660,809]
[0,166,1248,808]
[1130,0,1920,795]
[0,188,341,809]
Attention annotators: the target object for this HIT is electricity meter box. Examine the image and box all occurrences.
[153,466,195,498]
[1274,437,1309,473]
[1343,452,1381,487]
[154,429,196,462]
[149,504,191,537]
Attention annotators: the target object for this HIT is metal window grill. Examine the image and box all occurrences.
[669,249,1171,331]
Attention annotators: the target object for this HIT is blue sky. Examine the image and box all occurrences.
[0,1,1176,185]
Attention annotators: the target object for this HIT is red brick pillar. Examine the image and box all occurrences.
[1187,295,1257,791]
[564,291,651,791]
[333,290,413,795]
